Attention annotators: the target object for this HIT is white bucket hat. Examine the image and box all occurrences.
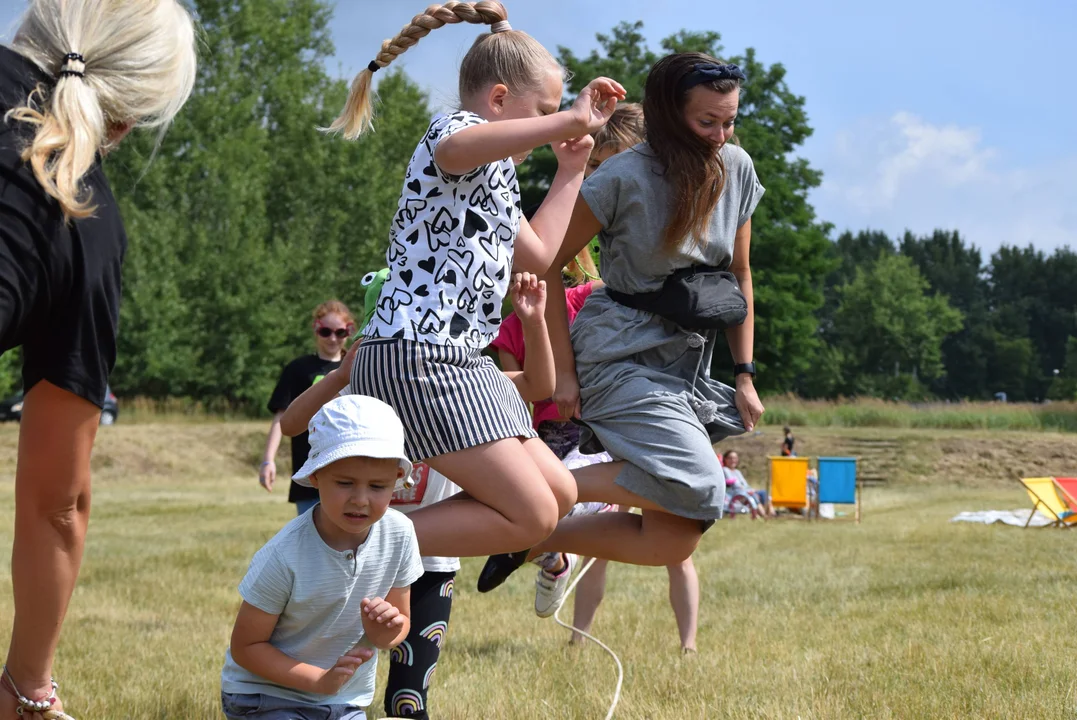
[292,395,413,488]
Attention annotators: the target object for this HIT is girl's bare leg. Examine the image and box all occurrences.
[410,436,577,558]
[666,557,700,651]
[569,558,608,644]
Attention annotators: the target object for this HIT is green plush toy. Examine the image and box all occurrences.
[353,268,390,342]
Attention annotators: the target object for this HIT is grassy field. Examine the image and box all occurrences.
[760,396,1077,433]
[117,395,1077,434]
[0,421,1075,719]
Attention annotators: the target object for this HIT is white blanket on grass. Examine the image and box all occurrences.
[950,509,1055,528]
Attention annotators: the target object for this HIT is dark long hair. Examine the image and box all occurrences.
[642,52,742,251]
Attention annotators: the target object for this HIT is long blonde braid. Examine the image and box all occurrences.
[324,1,509,140]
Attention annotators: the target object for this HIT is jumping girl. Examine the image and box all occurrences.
[324,0,625,560]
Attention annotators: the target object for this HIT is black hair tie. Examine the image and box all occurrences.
[367,60,380,73]
[60,52,85,79]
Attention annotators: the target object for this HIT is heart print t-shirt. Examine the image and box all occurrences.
[364,111,522,349]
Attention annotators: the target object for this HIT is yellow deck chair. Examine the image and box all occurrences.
[768,457,811,515]
[1019,477,1077,528]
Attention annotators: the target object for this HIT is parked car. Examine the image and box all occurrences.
[0,387,119,425]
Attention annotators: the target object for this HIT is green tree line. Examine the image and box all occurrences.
[5,3,1070,407]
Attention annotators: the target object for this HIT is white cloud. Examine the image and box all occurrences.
[812,112,1076,256]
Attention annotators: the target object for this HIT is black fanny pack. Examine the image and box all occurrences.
[605,265,748,331]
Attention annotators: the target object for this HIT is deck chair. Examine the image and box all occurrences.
[813,457,861,523]
[1053,477,1077,517]
[768,457,811,515]
[1018,477,1077,528]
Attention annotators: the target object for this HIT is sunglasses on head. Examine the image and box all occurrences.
[316,327,351,339]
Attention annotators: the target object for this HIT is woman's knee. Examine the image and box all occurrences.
[25,487,90,548]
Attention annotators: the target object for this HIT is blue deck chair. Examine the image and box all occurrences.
[814,457,860,523]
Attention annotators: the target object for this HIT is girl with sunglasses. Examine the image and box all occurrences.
[259,300,356,515]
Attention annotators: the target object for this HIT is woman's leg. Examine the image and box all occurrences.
[410,436,577,558]
[666,557,700,652]
[3,381,99,715]
[531,509,701,566]
[571,461,669,511]
[569,558,608,644]
[384,571,455,719]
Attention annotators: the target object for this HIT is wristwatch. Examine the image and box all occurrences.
[733,362,756,378]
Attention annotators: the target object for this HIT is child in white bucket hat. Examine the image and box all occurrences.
[221,395,424,720]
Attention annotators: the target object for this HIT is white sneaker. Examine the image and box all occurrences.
[534,553,577,618]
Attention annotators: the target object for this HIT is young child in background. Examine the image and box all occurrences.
[222,395,423,720]
[485,105,700,650]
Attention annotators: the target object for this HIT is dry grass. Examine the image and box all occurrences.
[0,421,1075,719]
[761,396,1077,433]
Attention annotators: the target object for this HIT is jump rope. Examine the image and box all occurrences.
[550,557,624,720]
[546,267,623,719]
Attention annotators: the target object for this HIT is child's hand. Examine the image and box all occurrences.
[337,336,361,384]
[361,596,406,648]
[552,134,595,174]
[312,644,374,695]
[570,77,627,134]
[511,273,547,327]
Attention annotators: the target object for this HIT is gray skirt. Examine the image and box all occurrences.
[571,288,746,520]
[352,337,536,462]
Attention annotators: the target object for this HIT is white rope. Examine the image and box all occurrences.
[552,557,624,720]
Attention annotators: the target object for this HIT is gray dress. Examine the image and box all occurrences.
[572,142,765,520]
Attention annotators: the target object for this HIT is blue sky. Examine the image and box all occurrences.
[2,0,1073,256]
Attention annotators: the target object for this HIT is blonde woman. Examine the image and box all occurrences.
[0,1,196,716]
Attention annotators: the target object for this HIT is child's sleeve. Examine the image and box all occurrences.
[427,111,487,182]
[489,311,524,365]
[393,520,425,589]
[238,548,294,615]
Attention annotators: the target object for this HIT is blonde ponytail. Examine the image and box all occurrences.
[6,0,197,220]
[324,1,510,140]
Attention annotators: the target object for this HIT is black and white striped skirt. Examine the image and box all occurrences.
[352,337,537,462]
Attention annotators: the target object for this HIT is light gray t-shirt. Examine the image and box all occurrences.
[580,142,764,294]
[221,508,424,708]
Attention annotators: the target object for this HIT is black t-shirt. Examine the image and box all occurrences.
[0,46,126,408]
[268,354,342,502]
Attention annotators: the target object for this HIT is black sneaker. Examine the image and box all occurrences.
[476,550,530,593]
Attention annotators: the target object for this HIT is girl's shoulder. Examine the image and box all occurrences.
[425,110,486,142]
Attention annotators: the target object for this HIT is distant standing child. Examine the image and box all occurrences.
[782,427,796,457]
[222,395,424,720]
[260,300,356,515]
